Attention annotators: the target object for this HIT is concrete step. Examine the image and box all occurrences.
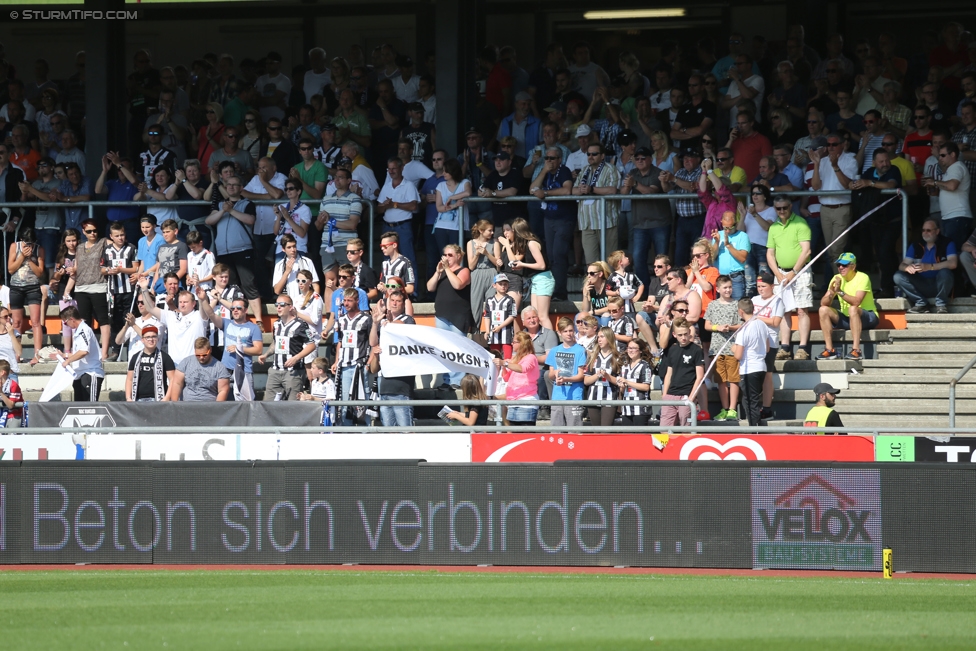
[905,313,976,324]
[888,328,976,340]
[860,359,968,369]
[878,343,976,355]
[847,373,971,385]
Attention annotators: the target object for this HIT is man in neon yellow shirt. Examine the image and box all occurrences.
[816,252,879,361]
[713,147,748,192]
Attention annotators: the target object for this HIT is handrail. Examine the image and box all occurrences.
[949,353,976,428]
[1,197,378,267]
[454,189,905,267]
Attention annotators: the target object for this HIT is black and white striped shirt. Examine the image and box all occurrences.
[313,144,342,169]
[336,311,372,367]
[380,254,416,287]
[609,314,636,352]
[608,271,641,313]
[103,243,137,295]
[139,147,176,183]
[620,360,653,416]
[484,294,517,345]
[586,352,617,401]
[270,316,316,371]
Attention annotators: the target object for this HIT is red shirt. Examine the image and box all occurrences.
[901,131,933,168]
[485,64,511,115]
[730,131,772,180]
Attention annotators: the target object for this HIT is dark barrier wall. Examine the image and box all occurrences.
[1,461,973,573]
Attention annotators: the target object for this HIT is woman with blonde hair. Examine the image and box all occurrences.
[466,219,501,320]
[768,107,801,145]
[501,330,541,426]
[583,326,622,427]
[618,51,650,97]
[581,260,613,325]
[650,130,678,173]
[194,101,224,175]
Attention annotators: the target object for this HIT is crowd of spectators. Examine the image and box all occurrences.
[0,23,974,424]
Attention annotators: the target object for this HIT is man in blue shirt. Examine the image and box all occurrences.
[55,162,91,231]
[895,219,957,314]
[545,316,588,427]
[94,152,142,245]
[200,294,264,400]
[711,210,751,300]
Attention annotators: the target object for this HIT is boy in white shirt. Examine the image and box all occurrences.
[185,230,216,291]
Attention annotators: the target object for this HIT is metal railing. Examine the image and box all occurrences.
[0,198,378,270]
[3,188,904,281]
[458,189,906,264]
[949,354,976,428]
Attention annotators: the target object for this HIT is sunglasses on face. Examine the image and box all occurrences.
[716,157,730,163]
[231,306,246,310]
[701,139,714,144]
[339,274,352,280]
[673,309,688,313]
[84,229,97,234]
[587,271,601,276]
[347,249,362,254]
[827,142,841,147]
[385,283,402,289]
[544,156,558,160]
[586,152,600,157]
[575,320,586,325]
[775,206,791,212]
[653,264,666,269]
[268,126,281,131]
[275,302,292,307]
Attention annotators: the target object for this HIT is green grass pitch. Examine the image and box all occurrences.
[1,569,974,649]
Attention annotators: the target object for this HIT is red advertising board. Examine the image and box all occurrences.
[471,433,876,463]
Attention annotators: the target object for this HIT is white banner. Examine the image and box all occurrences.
[39,362,77,402]
[379,323,494,381]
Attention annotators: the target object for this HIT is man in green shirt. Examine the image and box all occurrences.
[817,252,879,361]
[290,137,328,205]
[766,195,812,360]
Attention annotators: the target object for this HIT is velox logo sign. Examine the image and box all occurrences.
[750,468,882,570]
[59,406,116,429]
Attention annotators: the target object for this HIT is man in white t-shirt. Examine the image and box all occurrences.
[392,55,421,103]
[751,272,785,422]
[732,298,770,427]
[59,306,105,402]
[139,281,213,364]
[303,48,331,103]
[925,142,973,254]
[722,53,765,125]
[255,51,291,123]
[377,158,421,273]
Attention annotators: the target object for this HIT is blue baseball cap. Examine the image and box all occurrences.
[836,252,856,266]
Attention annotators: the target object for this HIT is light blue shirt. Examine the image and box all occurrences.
[717,230,751,275]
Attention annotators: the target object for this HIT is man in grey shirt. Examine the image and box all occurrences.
[522,305,558,410]
[170,337,230,401]
[622,146,672,287]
